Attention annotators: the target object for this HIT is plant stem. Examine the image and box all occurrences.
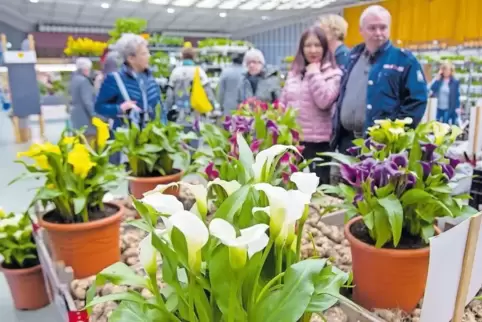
[296,206,309,262]
[228,279,237,322]
[286,247,293,269]
[248,239,273,313]
[275,245,283,281]
[188,273,197,322]
[255,272,285,303]
[81,206,89,223]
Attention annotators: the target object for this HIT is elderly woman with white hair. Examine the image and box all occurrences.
[95,33,162,134]
[237,48,281,105]
[70,57,96,140]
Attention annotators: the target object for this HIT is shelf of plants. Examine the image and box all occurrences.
[2,100,482,322]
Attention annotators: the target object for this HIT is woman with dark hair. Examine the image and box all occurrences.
[280,26,342,185]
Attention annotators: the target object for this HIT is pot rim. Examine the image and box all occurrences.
[1,262,42,275]
[344,216,441,258]
[127,169,184,183]
[38,202,124,232]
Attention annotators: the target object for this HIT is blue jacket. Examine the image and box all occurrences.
[95,64,163,130]
[332,41,428,149]
[334,44,350,69]
[430,77,460,112]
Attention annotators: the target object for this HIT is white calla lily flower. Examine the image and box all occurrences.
[209,218,269,269]
[252,145,299,182]
[290,172,319,202]
[167,210,209,274]
[140,192,184,216]
[150,182,208,218]
[254,183,306,246]
[139,233,158,276]
[208,178,241,196]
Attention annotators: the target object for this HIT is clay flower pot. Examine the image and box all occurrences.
[39,202,124,279]
[128,170,183,199]
[345,216,440,312]
[1,263,50,310]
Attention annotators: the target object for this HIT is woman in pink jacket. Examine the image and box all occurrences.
[280,26,342,185]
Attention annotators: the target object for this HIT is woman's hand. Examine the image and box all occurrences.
[306,63,321,74]
[120,100,140,112]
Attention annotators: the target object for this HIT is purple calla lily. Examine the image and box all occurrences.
[223,116,232,131]
[250,139,262,154]
[347,146,361,156]
[340,164,359,186]
[353,193,364,206]
[441,164,455,180]
[359,153,374,161]
[371,141,386,151]
[389,153,408,168]
[291,129,300,142]
[364,138,371,149]
[205,162,220,180]
[419,161,432,180]
[406,173,417,190]
[280,152,291,164]
[421,142,438,161]
[449,157,461,169]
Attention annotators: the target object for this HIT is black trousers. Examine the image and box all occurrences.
[301,141,332,186]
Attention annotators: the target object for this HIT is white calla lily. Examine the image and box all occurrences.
[252,145,299,182]
[167,210,209,274]
[140,192,184,216]
[290,172,319,202]
[208,178,242,196]
[209,218,269,269]
[139,233,158,276]
[254,183,306,246]
[150,182,208,219]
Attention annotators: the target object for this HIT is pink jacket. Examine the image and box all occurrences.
[280,63,342,143]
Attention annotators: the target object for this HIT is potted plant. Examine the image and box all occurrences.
[191,99,308,186]
[0,209,50,310]
[111,118,193,198]
[85,138,350,321]
[13,118,127,279]
[321,118,477,312]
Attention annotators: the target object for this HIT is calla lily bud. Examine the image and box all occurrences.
[229,247,247,270]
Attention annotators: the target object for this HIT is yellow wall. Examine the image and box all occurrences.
[344,0,482,47]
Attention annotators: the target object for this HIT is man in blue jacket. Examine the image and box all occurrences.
[331,5,428,153]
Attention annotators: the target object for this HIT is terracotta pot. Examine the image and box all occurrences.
[345,216,440,312]
[39,203,124,279]
[1,263,50,310]
[128,170,183,199]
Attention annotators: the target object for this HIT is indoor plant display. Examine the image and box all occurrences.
[85,138,350,321]
[321,119,477,312]
[13,118,127,279]
[111,118,193,198]
[0,209,50,310]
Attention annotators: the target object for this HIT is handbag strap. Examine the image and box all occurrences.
[112,72,131,102]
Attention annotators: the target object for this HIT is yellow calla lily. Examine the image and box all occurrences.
[61,136,78,145]
[92,117,110,150]
[17,143,60,170]
[67,144,96,179]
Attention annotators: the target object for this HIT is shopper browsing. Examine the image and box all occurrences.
[429,61,461,125]
[218,53,245,115]
[70,58,96,141]
[318,14,350,69]
[280,27,342,185]
[237,48,281,105]
[95,33,162,131]
[331,5,428,154]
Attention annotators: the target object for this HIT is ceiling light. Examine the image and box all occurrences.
[171,0,197,6]
[167,7,175,13]
[148,0,170,4]
[29,0,39,3]
[259,1,277,10]
[196,0,221,8]
[239,0,263,10]
[311,0,336,8]
[219,12,227,18]
[101,2,110,9]
[261,16,269,20]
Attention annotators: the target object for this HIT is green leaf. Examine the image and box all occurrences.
[86,290,147,308]
[377,195,403,247]
[317,152,357,165]
[421,225,435,242]
[306,265,350,313]
[109,302,168,322]
[95,262,149,289]
[127,219,151,232]
[73,197,87,215]
[236,133,254,179]
[400,189,433,205]
[373,208,392,248]
[430,186,452,194]
[213,185,250,222]
[253,259,327,322]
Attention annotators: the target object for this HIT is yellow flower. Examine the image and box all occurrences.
[61,136,78,145]
[67,144,97,179]
[17,143,60,170]
[92,117,109,150]
[42,142,61,155]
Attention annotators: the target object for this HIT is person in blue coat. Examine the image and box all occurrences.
[95,33,164,133]
[429,62,460,125]
[318,14,350,69]
[331,5,428,154]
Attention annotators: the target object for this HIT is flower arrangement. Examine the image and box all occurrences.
[63,36,108,57]
[111,118,193,178]
[322,118,477,248]
[86,138,350,322]
[0,210,37,269]
[13,118,126,224]
[192,99,307,185]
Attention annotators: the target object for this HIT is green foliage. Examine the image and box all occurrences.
[108,18,147,44]
[0,210,37,269]
[150,51,171,78]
